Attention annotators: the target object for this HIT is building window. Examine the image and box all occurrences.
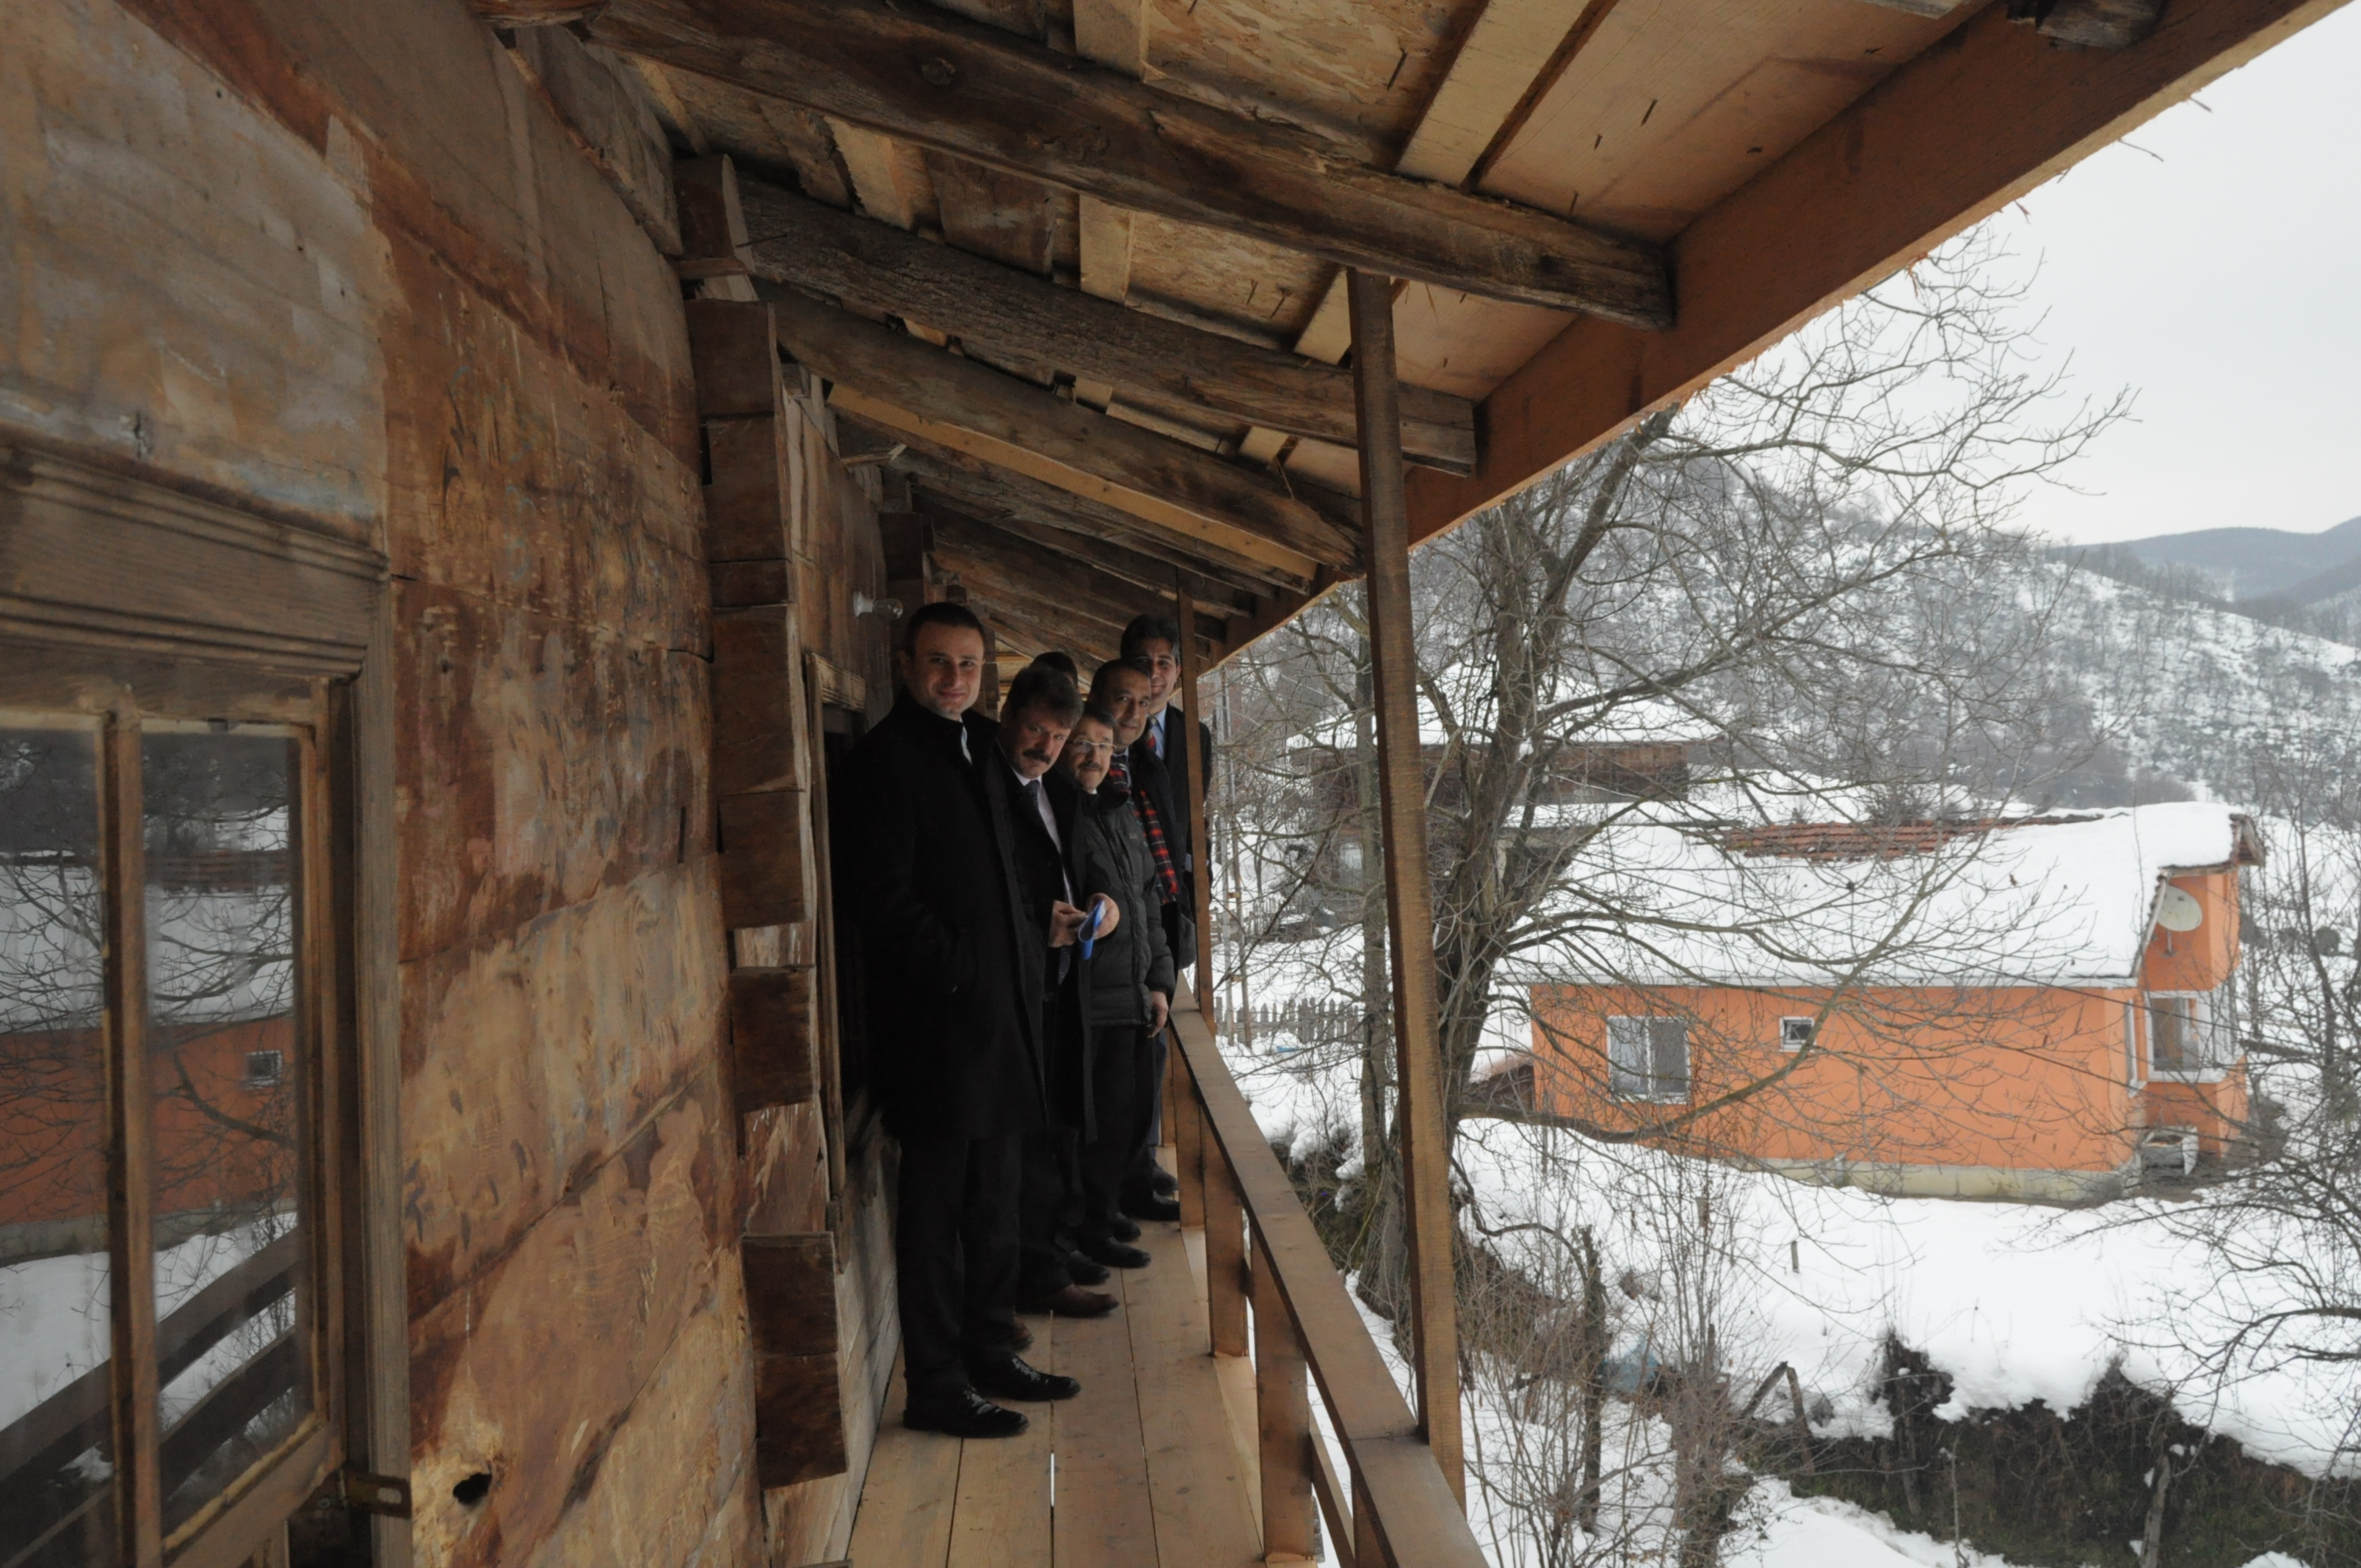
[0,443,394,1568]
[1779,1016,1814,1052]
[2146,991,2228,1081]
[1608,1016,1690,1102]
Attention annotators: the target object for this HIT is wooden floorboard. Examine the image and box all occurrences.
[1125,1223,1266,1568]
[846,1354,962,1568]
[845,1224,1264,1567]
[946,1318,1056,1568]
[1049,1271,1158,1567]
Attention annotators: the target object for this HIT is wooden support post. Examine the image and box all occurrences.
[1253,1229,1318,1562]
[1205,1139,1247,1357]
[101,718,162,1567]
[1347,267,1464,1504]
[1353,1471,1384,1568]
[1178,578,1216,1012]
[1173,1033,1205,1232]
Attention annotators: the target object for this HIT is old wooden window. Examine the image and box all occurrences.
[1607,1015,1689,1103]
[0,443,394,1568]
[1778,1016,1814,1053]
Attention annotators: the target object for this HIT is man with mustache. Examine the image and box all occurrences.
[991,658,1123,1319]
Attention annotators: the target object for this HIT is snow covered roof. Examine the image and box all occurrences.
[1522,802,2262,990]
[1291,692,1720,754]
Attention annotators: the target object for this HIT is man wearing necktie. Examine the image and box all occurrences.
[1116,614,1214,1221]
[992,661,1121,1319]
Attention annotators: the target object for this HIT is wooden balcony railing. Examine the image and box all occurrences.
[1164,1003,1486,1568]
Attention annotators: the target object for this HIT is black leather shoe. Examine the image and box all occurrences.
[1019,1284,1120,1318]
[968,1354,1081,1403]
[1079,1235,1153,1269]
[905,1388,1029,1438]
[1122,1191,1180,1223]
[1065,1251,1112,1286]
[1150,1168,1180,1197]
[1108,1215,1142,1243]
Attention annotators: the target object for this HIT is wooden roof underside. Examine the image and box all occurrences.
[526,0,2335,672]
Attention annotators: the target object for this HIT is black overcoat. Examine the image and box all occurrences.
[1073,777,1176,1031]
[842,692,1047,1141]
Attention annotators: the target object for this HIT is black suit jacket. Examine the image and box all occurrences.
[993,758,1098,1135]
[1128,708,1213,970]
[842,692,1046,1141]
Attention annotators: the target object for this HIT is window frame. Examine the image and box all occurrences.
[0,439,403,1568]
[2143,990,2230,1084]
[1778,1016,1815,1053]
[1606,1015,1691,1104]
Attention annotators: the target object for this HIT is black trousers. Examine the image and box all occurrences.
[1080,1023,1152,1240]
[895,1133,1022,1401]
[1018,1128,1082,1299]
[1123,1023,1170,1202]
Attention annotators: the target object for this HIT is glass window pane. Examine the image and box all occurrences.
[0,722,117,1567]
[142,731,311,1536]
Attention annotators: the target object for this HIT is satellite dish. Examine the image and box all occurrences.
[2156,885,2203,933]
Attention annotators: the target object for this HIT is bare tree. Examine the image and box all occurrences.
[1214,231,2127,1564]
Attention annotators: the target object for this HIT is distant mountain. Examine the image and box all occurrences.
[2094,515,2361,605]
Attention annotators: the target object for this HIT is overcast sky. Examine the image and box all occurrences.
[1989,2,2361,546]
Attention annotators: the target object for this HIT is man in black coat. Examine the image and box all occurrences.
[1114,616,1215,1219]
[843,603,1080,1439]
[987,661,1120,1318]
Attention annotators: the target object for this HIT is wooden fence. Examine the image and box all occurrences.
[1165,1002,1485,1568]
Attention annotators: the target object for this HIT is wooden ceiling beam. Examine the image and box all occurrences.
[764,290,1360,577]
[738,178,1477,474]
[587,0,1672,327]
[1402,0,2343,552]
[928,510,1182,642]
[860,418,1288,603]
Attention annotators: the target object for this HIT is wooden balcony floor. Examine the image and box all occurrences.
[846,1217,1268,1568]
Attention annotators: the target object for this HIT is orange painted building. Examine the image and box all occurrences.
[1525,806,2263,1202]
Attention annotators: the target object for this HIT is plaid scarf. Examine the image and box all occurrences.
[1111,753,1180,905]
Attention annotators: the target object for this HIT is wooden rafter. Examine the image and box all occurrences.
[765,291,1360,577]
[739,178,1478,474]
[857,418,1291,601]
[587,0,1673,327]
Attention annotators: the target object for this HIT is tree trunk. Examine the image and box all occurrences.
[1575,1226,1607,1533]
[2140,1415,2175,1568]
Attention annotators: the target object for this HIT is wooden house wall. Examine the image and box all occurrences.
[2,1,896,1563]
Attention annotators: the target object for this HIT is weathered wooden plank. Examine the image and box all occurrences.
[745,1232,848,1487]
[394,583,712,962]
[846,1357,961,1568]
[712,559,794,607]
[504,26,683,253]
[2012,0,2166,47]
[718,789,813,928]
[686,299,783,418]
[586,0,1672,326]
[509,1284,761,1568]
[768,293,1357,576]
[874,427,1300,600]
[926,515,1150,644]
[1047,1291,1157,1567]
[922,150,1059,276]
[705,413,792,564]
[728,966,818,1113]
[712,606,807,794]
[405,1073,737,1568]
[1123,1222,1263,1568]
[400,859,728,1312]
[945,1360,1051,1568]
[739,181,1476,473]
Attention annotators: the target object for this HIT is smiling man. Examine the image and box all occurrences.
[842,603,1078,1438]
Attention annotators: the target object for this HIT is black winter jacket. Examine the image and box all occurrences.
[1073,776,1176,1031]
[841,692,1046,1141]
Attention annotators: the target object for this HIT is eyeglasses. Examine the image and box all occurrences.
[1065,737,1114,758]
